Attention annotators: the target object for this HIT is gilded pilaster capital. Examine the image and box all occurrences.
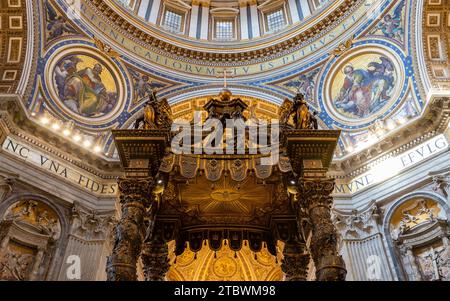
[238,0,258,8]
[192,0,211,7]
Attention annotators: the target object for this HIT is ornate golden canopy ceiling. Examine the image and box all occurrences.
[166,240,284,281]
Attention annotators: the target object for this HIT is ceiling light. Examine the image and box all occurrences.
[40,117,49,125]
[83,140,92,148]
[52,123,61,131]
[63,121,75,138]
[94,145,102,153]
[73,135,82,142]
[63,129,71,136]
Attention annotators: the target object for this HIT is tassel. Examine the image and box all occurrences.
[194,253,197,260]
[204,240,207,246]
[174,257,177,264]
[234,252,238,259]
[254,253,258,260]
[275,257,278,264]
[214,252,217,259]
[224,240,228,246]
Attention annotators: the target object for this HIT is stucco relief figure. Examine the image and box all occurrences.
[0,253,34,281]
[53,54,118,118]
[416,247,450,281]
[334,56,395,118]
[4,200,61,240]
[432,175,449,198]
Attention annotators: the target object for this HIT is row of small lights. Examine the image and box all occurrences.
[33,112,105,154]
[33,111,411,157]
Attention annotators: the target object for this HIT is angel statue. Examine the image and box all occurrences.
[293,93,311,130]
[135,88,172,129]
[279,98,294,126]
[279,93,318,130]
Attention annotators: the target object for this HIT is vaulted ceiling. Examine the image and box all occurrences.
[1,0,448,180]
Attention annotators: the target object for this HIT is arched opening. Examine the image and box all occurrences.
[0,199,62,280]
[387,196,450,281]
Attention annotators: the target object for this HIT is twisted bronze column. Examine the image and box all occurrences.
[300,178,347,281]
[282,241,311,281]
[107,178,154,281]
[141,238,170,281]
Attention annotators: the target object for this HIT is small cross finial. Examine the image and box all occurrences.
[217,68,234,89]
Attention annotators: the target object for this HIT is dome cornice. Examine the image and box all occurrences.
[86,0,358,62]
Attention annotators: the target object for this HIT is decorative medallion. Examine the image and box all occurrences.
[323,45,405,126]
[44,46,126,124]
[213,256,238,278]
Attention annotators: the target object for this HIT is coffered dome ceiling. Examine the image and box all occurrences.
[5,0,449,174]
